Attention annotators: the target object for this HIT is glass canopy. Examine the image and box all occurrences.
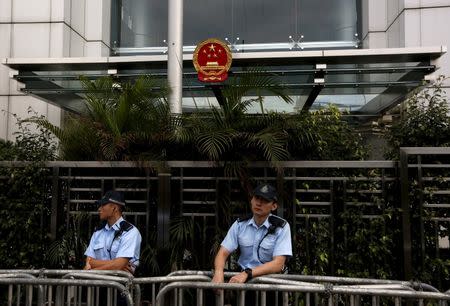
[2,47,445,122]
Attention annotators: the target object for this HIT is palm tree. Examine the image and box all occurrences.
[28,75,172,161]
[179,67,315,165]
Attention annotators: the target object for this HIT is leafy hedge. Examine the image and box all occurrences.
[0,113,56,268]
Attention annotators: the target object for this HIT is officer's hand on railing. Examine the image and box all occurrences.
[83,258,92,270]
[212,270,224,295]
[228,271,247,284]
[123,263,135,274]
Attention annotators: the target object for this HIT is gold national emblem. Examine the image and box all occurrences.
[193,38,232,82]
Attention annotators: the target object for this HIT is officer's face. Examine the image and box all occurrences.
[251,195,277,217]
[98,203,116,220]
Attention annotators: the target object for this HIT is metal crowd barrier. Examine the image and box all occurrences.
[1,269,450,306]
[0,270,134,306]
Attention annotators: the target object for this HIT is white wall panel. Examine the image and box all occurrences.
[0,66,11,95]
[101,44,110,56]
[361,0,369,38]
[420,0,450,6]
[404,9,421,47]
[387,13,404,48]
[12,23,51,57]
[0,96,8,140]
[85,41,103,56]
[70,31,85,56]
[102,0,111,47]
[0,0,12,22]
[71,0,85,37]
[85,0,102,41]
[51,0,65,22]
[420,7,450,77]
[368,0,387,31]
[387,0,400,27]
[404,0,420,8]
[50,23,65,57]
[364,32,388,48]
[13,0,51,22]
[420,7,450,46]
[0,24,11,57]
[63,26,71,56]
[64,0,71,24]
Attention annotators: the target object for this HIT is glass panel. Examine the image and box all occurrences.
[117,0,168,48]
[111,0,359,50]
[223,0,296,44]
[298,0,358,42]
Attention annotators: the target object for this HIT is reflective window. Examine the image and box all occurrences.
[112,0,359,52]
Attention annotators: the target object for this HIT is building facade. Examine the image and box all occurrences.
[0,0,449,141]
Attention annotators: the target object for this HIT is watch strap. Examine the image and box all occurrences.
[244,268,252,281]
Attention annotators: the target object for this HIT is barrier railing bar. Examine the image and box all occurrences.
[0,278,132,306]
[155,281,450,306]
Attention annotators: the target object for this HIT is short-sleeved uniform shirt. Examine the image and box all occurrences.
[221,214,292,269]
[84,217,142,270]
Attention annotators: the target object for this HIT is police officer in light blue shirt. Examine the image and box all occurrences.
[84,190,142,274]
[212,183,292,285]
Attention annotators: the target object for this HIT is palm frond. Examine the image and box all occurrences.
[247,129,289,162]
[196,130,235,160]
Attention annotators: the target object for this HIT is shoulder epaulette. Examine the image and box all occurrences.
[94,220,107,232]
[119,220,133,232]
[237,215,253,223]
[268,215,287,228]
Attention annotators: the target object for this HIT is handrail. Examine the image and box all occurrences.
[0,278,133,306]
[155,281,450,306]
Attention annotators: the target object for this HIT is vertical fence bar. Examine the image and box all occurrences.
[196,288,203,306]
[157,171,171,248]
[8,285,13,306]
[260,291,267,306]
[282,292,288,306]
[16,285,20,306]
[400,148,412,280]
[215,290,224,306]
[418,155,426,274]
[50,166,59,240]
[371,296,378,306]
[178,288,183,306]
[238,290,245,306]
[152,284,156,306]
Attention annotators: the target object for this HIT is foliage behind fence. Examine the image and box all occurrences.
[1,152,450,289]
[0,148,450,288]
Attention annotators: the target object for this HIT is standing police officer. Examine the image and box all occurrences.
[212,183,292,292]
[84,190,142,273]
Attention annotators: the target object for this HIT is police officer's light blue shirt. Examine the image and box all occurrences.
[84,217,142,269]
[221,214,292,269]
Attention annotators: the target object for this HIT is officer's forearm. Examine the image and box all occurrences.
[214,247,230,272]
[89,257,129,271]
[252,255,286,278]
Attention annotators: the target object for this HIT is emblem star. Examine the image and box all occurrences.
[209,44,216,52]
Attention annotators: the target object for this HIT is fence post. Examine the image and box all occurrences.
[400,148,412,280]
[157,171,171,248]
[50,166,59,240]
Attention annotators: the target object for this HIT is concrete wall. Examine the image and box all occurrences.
[0,0,111,141]
[362,0,450,77]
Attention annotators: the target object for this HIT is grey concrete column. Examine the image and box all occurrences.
[167,0,183,114]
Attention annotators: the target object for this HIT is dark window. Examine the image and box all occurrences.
[111,0,359,50]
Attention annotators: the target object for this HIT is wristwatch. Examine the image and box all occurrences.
[243,268,253,281]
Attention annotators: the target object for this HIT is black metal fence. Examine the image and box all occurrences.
[1,147,450,284]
